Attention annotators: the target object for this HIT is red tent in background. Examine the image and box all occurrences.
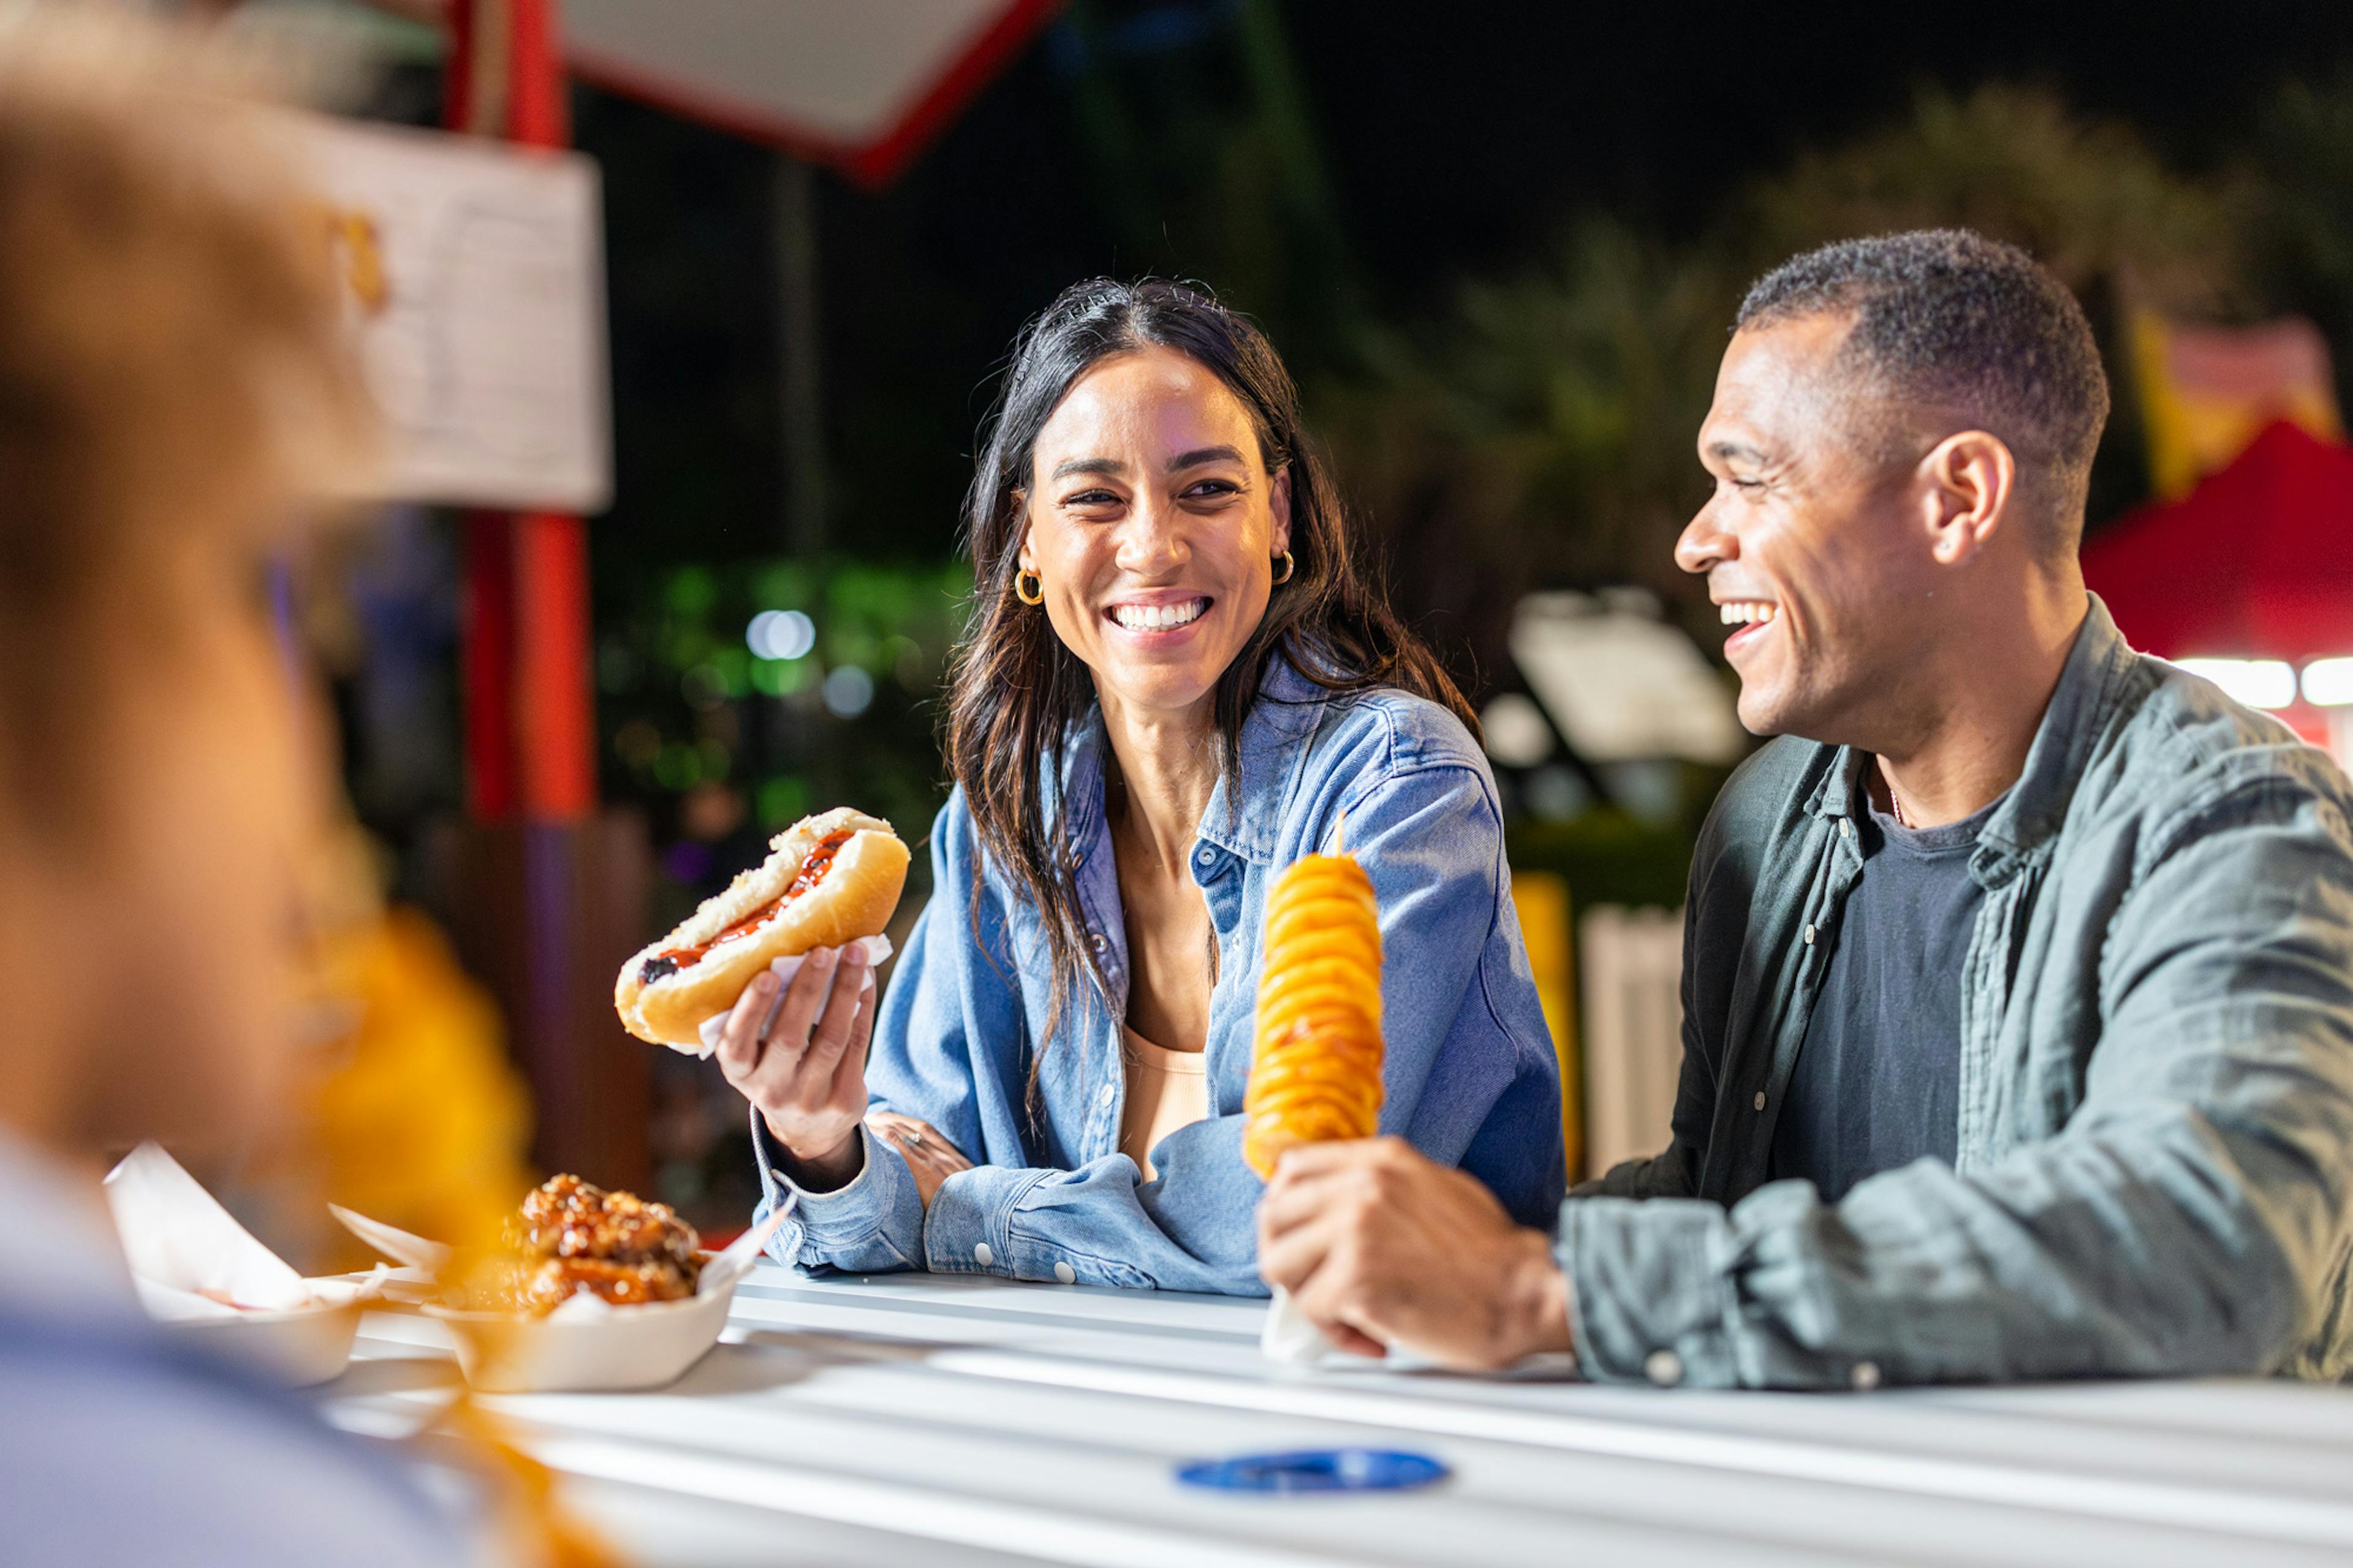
[2083,419,2353,661]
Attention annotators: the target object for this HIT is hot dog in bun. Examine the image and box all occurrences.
[615,807,910,1048]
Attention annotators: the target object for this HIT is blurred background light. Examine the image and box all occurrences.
[680,663,729,711]
[822,664,875,718]
[748,655,809,697]
[1509,591,1747,765]
[2175,657,2296,708]
[1521,764,1593,822]
[746,608,816,662]
[1481,692,1556,768]
[2302,657,2353,706]
[613,718,662,770]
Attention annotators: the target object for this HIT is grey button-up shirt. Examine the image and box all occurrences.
[1564,597,2353,1388]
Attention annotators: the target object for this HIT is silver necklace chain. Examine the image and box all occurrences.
[1882,766,1912,829]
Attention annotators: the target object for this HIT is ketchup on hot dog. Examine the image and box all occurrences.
[637,828,855,983]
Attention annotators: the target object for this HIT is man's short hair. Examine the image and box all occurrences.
[1737,229,2110,549]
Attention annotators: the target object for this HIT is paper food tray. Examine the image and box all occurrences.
[423,1271,738,1393]
[332,1197,789,1393]
[159,1278,374,1387]
[105,1143,384,1386]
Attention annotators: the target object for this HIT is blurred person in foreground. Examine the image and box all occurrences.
[0,20,475,1562]
[1261,229,2353,1387]
[718,279,1564,1290]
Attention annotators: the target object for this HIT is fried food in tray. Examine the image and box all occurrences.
[455,1175,704,1316]
[518,1172,700,1271]
[1243,850,1385,1179]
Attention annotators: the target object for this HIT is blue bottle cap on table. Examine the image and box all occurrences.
[1175,1447,1450,1494]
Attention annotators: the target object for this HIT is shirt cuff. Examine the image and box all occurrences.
[751,1115,914,1255]
[1558,1194,1743,1387]
[922,1161,1050,1276]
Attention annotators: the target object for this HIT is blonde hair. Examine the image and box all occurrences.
[0,10,373,826]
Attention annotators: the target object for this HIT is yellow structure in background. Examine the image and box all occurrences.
[309,905,536,1270]
[1512,871,1582,1183]
[2134,311,2343,501]
[304,867,620,1566]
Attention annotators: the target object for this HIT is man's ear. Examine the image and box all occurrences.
[1270,463,1294,557]
[1919,430,2017,566]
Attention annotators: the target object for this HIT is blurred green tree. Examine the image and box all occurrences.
[2234,70,2353,422]
[1317,84,2240,684]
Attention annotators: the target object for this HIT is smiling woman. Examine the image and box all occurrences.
[955,280,1476,1042]
[728,279,1567,1296]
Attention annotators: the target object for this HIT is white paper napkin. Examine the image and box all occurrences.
[104,1142,313,1312]
[1261,1286,1341,1363]
[328,1203,453,1274]
[688,934,893,1059]
[697,1194,797,1295]
[131,1276,245,1322]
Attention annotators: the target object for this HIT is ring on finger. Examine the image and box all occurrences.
[901,1126,924,1147]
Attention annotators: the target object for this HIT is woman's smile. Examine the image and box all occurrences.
[1106,593,1214,637]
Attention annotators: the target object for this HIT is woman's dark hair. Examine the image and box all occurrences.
[944,278,1476,1080]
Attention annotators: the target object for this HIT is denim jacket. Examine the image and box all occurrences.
[755,653,1567,1294]
[1567,597,2353,1388]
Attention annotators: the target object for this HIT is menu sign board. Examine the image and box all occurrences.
[284,112,612,514]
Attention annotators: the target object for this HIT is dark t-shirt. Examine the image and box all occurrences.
[1767,791,2002,1202]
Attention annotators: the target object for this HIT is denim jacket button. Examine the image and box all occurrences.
[974,1242,994,1268]
[1851,1360,1882,1392]
[1196,846,1216,866]
[1753,1091,1767,1112]
[1839,819,1853,839]
[1645,1349,1684,1387]
[1099,1081,1116,1108]
[1089,931,1108,954]
[1054,1262,1077,1285]
[1803,923,1816,946]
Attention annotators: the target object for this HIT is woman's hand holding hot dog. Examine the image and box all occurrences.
[714,944,974,1205]
[713,945,876,1191]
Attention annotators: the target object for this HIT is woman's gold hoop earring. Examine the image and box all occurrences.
[1271,550,1295,585]
[1015,568,1045,605]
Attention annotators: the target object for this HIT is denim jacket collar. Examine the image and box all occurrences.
[1807,594,2131,888]
[1047,645,1334,870]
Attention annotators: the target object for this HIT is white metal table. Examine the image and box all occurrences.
[320,1265,2353,1566]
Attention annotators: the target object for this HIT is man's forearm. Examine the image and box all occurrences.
[1558,1123,2322,1390]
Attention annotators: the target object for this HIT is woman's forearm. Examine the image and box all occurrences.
[752,1118,926,1274]
[766,1118,863,1191]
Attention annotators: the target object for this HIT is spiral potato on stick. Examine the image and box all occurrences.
[1243,850,1384,1178]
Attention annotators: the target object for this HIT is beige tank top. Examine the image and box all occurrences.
[1118,1026,1208,1182]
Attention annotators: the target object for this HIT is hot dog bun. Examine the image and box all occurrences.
[614,807,910,1048]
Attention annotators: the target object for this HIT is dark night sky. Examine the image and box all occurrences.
[1286,1,2353,285]
[575,1,2353,580]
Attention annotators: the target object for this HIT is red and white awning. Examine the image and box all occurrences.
[345,0,1059,183]
[565,0,1059,184]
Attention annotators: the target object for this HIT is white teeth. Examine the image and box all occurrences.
[1112,597,1209,631]
[1718,602,1778,626]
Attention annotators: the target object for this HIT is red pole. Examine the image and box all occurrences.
[446,0,592,823]
[443,0,644,1188]
[514,510,596,817]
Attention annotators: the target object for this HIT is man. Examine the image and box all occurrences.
[1259,229,2353,1388]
